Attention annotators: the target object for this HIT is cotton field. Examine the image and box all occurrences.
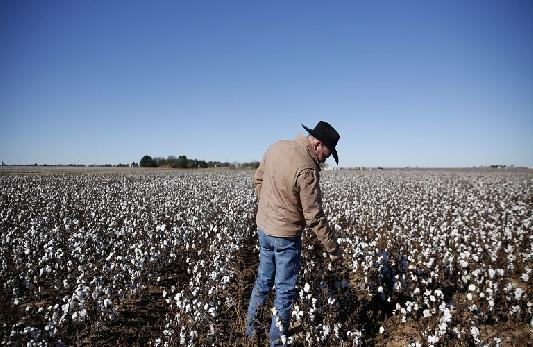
[1,167,531,346]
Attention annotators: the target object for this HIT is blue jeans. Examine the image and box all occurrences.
[246,229,302,346]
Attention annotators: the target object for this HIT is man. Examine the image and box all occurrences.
[246,121,342,346]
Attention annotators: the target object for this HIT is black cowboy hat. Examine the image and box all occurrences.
[302,121,340,164]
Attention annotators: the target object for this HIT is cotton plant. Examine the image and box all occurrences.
[1,169,531,345]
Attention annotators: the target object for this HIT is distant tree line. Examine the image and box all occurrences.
[140,155,259,169]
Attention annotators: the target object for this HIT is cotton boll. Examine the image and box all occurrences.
[514,288,524,300]
[303,283,311,293]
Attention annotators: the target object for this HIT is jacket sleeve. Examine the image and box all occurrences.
[253,154,266,200]
[296,168,339,253]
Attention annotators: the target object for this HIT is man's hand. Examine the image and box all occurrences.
[329,245,342,262]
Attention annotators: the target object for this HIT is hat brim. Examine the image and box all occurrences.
[332,150,338,165]
[302,124,339,165]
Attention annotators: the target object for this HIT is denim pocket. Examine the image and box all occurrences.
[273,236,300,250]
[273,236,301,285]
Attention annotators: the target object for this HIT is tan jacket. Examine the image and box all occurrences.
[253,134,338,253]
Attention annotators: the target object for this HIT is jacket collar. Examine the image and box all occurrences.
[295,134,320,170]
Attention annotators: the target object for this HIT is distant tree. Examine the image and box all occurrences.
[139,154,261,169]
[241,161,260,169]
[176,155,188,168]
[140,155,157,167]
[153,157,166,166]
[207,160,231,168]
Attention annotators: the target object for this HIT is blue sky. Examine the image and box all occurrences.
[1,0,532,167]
